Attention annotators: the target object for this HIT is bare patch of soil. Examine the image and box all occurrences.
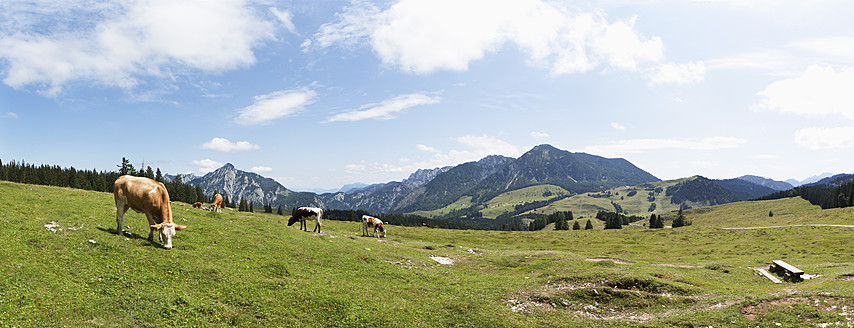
[741,296,853,322]
[586,257,705,268]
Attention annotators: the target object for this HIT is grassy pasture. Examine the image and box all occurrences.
[2,180,854,327]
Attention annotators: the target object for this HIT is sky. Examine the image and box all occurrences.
[1,0,853,192]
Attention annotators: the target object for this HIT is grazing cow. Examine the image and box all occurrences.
[210,193,223,213]
[114,175,187,249]
[288,207,322,233]
[362,215,386,238]
[192,202,202,209]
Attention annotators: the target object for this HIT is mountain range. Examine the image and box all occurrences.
[175,144,830,223]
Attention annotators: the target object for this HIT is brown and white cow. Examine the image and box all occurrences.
[114,175,186,249]
[210,193,223,213]
[288,207,322,233]
[192,202,202,209]
[361,215,386,238]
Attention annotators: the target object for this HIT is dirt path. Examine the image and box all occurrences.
[722,224,854,230]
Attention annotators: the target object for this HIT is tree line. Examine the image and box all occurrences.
[0,157,211,205]
[758,180,854,209]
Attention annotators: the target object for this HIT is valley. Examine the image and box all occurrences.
[2,180,854,327]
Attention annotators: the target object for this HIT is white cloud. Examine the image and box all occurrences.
[584,136,746,157]
[3,112,18,119]
[312,0,663,75]
[417,144,440,153]
[648,61,706,85]
[456,135,521,158]
[270,8,296,33]
[200,137,260,152]
[755,65,854,120]
[310,0,381,50]
[235,88,316,125]
[418,135,521,168]
[250,166,273,172]
[610,122,625,131]
[345,163,367,172]
[191,158,222,173]
[795,126,854,150]
[530,131,550,139]
[0,1,275,96]
[793,36,854,61]
[325,92,440,122]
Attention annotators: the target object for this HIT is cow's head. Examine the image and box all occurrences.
[377,224,387,238]
[287,217,299,226]
[150,222,186,249]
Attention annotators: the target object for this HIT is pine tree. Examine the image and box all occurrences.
[554,215,568,230]
[249,202,254,212]
[118,157,134,175]
[155,168,163,182]
[672,209,688,228]
[572,220,581,230]
[277,206,284,215]
[585,219,593,230]
[145,166,154,179]
[239,198,248,212]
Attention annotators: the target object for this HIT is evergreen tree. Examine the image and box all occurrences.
[672,209,690,228]
[155,168,163,182]
[145,166,154,179]
[605,215,622,229]
[277,206,284,215]
[649,213,663,229]
[572,220,581,230]
[554,215,568,230]
[118,157,134,175]
[239,198,248,212]
[585,219,593,230]
[249,202,254,212]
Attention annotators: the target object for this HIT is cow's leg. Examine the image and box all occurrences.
[116,204,128,235]
[314,218,321,233]
[145,213,157,242]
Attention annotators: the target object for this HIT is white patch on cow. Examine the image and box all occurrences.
[148,187,157,195]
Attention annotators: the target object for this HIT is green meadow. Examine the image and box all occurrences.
[2,180,854,327]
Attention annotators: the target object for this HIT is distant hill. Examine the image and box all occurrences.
[185,163,321,210]
[787,172,837,187]
[737,175,793,191]
[714,178,777,201]
[803,173,854,188]
[175,145,782,228]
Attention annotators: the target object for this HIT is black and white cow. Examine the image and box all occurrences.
[288,207,322,233]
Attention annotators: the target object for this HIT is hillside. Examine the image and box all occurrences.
[4,180,854,327]
[187,163,322,210]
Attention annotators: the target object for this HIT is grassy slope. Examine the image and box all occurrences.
[410,185,570,219]
[3,181,854,327]
[532,179,688,219]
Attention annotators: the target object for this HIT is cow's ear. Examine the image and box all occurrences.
[150,223,162,230]
[175,224,187,230]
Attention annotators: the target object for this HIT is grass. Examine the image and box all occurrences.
[2,180,854,327]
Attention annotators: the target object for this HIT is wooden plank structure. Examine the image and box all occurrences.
[755,268,782,283]
[769,260,804,282]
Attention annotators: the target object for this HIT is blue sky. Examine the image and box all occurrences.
[1,0,853,192]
